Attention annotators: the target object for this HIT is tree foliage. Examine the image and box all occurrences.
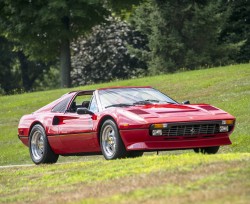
[0,37,52,94]
[0,0,145,89]
[0,37,20,94]
[0,0,109,87]
[130,0,241,74]
[220,0,250,63]
[71,17,147,86]
[0,0,249,94]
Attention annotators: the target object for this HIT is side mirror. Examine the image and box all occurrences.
[77,107,94,115]
[182,100,190,104]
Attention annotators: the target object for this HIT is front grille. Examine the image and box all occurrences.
[162,123,220,137]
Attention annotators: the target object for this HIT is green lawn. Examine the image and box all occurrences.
[0,153,249,203]
[0,63,249,165]
[0,64,250,203]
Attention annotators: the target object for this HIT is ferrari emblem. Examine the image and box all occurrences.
[190,128,196,135]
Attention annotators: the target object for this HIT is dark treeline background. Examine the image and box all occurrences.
[0,0,249,94]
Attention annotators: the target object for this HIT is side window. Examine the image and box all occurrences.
[89,96,98,113]
[68,94,92,113]
[51,97,71,113]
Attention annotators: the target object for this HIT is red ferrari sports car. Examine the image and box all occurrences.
[18,86,235,164]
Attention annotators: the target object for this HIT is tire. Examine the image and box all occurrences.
[127,151,144,158]
[29,124,59,164]
[193,146,220,154]
[100,119,127,160]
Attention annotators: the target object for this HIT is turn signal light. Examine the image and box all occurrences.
[152,123,168,129]
[222,120,234,125]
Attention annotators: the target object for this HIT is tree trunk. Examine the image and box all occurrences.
[17,51,32,91]
[60,16,71,88]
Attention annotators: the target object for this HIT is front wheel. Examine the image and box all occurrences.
[100,119,127,160]
[193,146,220,154]
[29,124,59,164]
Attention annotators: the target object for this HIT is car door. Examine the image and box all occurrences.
[54,91,100,153]
[57,112,99,153]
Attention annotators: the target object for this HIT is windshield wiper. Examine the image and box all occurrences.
[133,99,159,105]
[105,103,132,108]
[145,99,160,103]
[166,101,177,104]
[134,99,177,105]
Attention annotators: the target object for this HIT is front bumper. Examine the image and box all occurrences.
[120,129,232,151]
[18,135,29,147]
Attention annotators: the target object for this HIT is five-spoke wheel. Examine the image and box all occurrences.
[30,130,45,161]
[29,124,59,164]
[100,119,127,160]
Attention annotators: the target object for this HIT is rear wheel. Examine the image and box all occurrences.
[29,124,59,164]
[100,119,127,160]
[193,146,220,154]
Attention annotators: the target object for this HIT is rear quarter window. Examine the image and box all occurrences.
[51,97,71,113]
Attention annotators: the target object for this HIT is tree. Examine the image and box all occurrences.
[0,37,21,94]
[130,0,238,74]
[0,0,145,89]
[71,17,147,86]
[0,36,53,94]
[220,0,250,63]
[16,51,52,92]
[1,0,109,88]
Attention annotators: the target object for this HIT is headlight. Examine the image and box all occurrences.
[219,126,229,132]
[152,129,163,136]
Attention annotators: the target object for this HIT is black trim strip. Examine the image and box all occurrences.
[120,128,148,131]
[47,131,97,137]
[18,135,28,138]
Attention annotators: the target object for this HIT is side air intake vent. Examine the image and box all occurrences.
[200,105,219,111]
[129,109,149,115]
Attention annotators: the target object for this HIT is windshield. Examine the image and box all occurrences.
[98,88,178,109]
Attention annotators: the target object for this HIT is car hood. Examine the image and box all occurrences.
[116,103,234,124]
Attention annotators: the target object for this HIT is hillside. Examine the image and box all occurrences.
[0,63,250,165]
[0,64,250,203]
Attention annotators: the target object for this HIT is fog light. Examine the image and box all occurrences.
[152,129,163,136]
[219,126,229,132]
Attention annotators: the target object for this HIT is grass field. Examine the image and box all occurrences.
[0,63,250,203]
[0,153,249,203]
